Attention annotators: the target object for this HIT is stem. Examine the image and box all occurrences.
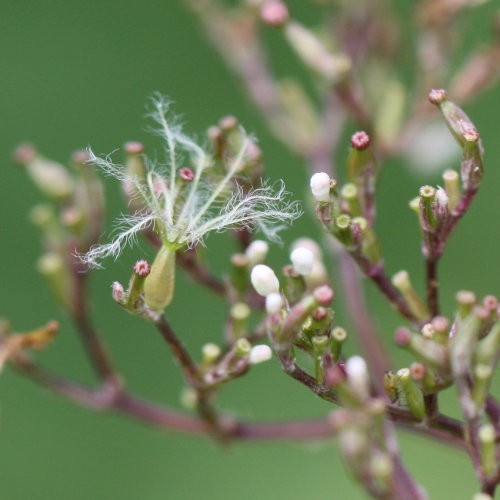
[425,258,439,318]
[338,253,391,395]
[352,254,419,324]
[70,251,118,384]
[14,355,467,449]
[153,315,200,386]
[153,315,227,439]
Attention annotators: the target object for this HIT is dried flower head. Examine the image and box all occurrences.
[82,96,301,267]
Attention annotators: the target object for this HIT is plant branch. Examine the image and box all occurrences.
[152,314,200,386]
[13,354,467,450]
[70,248,119,384]
[338,252,391,394]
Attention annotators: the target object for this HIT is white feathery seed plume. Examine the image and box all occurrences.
[82,96,301,267]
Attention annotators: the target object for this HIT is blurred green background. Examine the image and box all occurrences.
[1,1,499,499]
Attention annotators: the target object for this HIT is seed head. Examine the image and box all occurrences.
[82,96,300,268]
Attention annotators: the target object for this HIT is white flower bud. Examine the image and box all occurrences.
[436,186,448,206]
[345,355,369,400]
[265,292,283,314]
[290,247,314,276]
[310,172,332,202]
[251,264,280,296]
[245,240,269,265]
[292,238,322,259]
[249,344,273,364]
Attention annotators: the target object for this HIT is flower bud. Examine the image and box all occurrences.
[397,368,425,420]
[260,0,289,27]
[235,338,251,357]
[472,494,492,500]
[310,172,332,202]
[442,169,461,211]
[265,293,283,314]
[180,387,198,410]
[290,247,314,276]
[345,355,370,402]
[475,321,500,365]
[112,281,126,305]
[202,343,221,365]
[341,183,362,217]
[335,214,354,246]
[384,371,399,402]
[391,270,429,320]
[230,302,251,339]
[249,344,273,364]
[471,363,493,410]
[245,240,269,266]
[284,21,350,82]
[126,260,151,310]
[478,424,497,478]
[313,285,334,306]
[419,185,438,228]
[15,144,74,201]
[456,290,476,318]
[250,264,280,296]
[37,252,71,310]
[122,142,148,207]
[230,253,249,297]
[435,187,449,219]
[350,131,371,151]
[428,88,447,105]
[331,326,347,361]
[450,308,484,376]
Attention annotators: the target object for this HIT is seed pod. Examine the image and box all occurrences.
[144,245,177,310]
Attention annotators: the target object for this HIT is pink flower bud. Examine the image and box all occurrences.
[428,89,447,105]
[179,167,195,182]
[394,327,411,347]
[124,141,145,155]
[133,260,151,277]
[313,285,334,306]
[112,281,126,304]
[260,0,289,27]
[350,131,371,151]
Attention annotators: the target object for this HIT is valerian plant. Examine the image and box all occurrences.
[3,1,500,499]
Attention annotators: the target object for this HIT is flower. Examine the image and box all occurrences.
[81,96,301,268]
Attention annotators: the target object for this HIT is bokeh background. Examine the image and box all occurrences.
[1,1,499,499]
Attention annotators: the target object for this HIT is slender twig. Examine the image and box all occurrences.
[485,396,500,428]
[152,314,230,439]
[70,249,119,384]
[338,253,391,395]
[351,254,420,324]
[426,258,439,318]
[153,315,200,386]
[13,354,467,449]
